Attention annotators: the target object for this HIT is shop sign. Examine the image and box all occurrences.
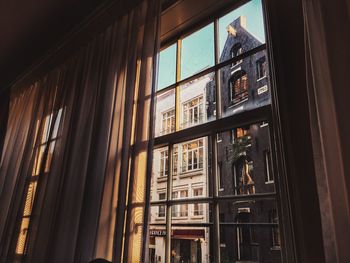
[150,229,166,236]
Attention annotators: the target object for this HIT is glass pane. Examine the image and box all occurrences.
[15,217,30,255]
[179,72,216,130]
[158,44,177,90]
[155,89,175,137]
[219,51,270,118]
[181,24,215,80]
[151,147,169,202]
[216,122,275,196]
[23,181,38,217]
[148,225,166,263]
[219,199,277,223]
[220,225,282,262]
[172,202,212,223]
[172,137,211,197]
[171,226,212,263]
[149,205,166,224]
[218,0,266,63]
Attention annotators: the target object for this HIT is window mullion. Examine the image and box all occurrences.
[165,144,174,263]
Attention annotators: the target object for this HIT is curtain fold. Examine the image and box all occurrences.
[0,0,160,262]
[303,0,350,262]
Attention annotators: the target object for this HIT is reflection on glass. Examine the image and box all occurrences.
[179,72,216,130]
[218,0,266,63]
[216,122,274,196]
[148,225,166,263]
[171,226,212,263]
[219,52,270,118]
[173,137,210,197]
[181,24,215,80]
[220,225,282,262]
[155,89,175,137]
[150,147,169,202]
[158,44,177,90]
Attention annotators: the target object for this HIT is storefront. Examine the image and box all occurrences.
[149,228,208,263]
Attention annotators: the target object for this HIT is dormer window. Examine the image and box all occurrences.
[230,43,243,66]
[229,70,249,104]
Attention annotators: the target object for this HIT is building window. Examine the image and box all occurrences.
[193,188,203,216]
[182,96,204,128]
[231,43,243,66]
[230,70,248,104]
[181,139,204,173]
[161,108,175,135]
[264,149,274,183]
[159,149,168,177]
[172,191,188,218]
[256,56,267,80]
[270,210,281,249]
[158,193,166,218]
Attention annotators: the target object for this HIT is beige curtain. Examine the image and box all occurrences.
[0,0,160,262]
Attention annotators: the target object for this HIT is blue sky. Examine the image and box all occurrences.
[157,0,265,90]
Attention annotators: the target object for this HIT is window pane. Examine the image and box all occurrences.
[158,44,177,90]
[172,202,212,222]
[151,147,169,202]
[220,225,282,262]
[219,51,270,118]
[149,205,166,224]
[179,72,216,130]
[216,122,275,196]
[181,24,215,80]
[219,199,277,223]
[148,225,166,263]
[155,89,175,137]
[171,226,212,263]
[218,0,266,63]
[173,137,211,197]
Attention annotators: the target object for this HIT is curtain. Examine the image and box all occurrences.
[0,0,160,262]
[303,0,350,262]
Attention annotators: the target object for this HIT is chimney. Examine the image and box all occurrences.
[227,16,247,37]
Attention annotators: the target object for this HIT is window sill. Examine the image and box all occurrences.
[270,246,281,251]
[179,170,203,178]
[157,177,167,183]
[228,98,248,109]
[256,75,267,82]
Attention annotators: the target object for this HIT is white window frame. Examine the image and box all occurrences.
[161,108,175,135]
[181,138,204,173]
[181,96,204,128]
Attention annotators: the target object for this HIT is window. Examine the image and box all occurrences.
[231,43,243,66]
[158,193,166,218]
[159,149,168,177]
[148,1,286,262]
[181,139,204,173]
[161,108,175,135]
[270,210,281,249]
[15,108,63,256]
[193,188,203,216]
[230,70,249,104]
[256,56,267,80]
[182,96,204,128]
[172,191,188,218]
[264,149,274,183]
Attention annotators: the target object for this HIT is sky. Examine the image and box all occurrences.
[157,0,265,91]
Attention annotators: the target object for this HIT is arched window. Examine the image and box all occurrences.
[230,43,242,66]
[229,70,249,104]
